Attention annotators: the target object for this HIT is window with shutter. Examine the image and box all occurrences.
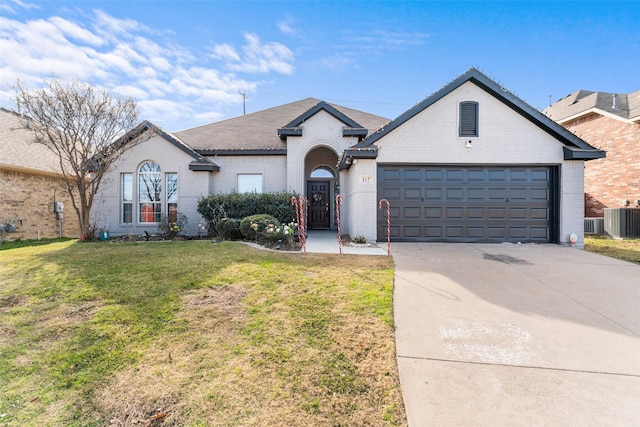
[459,101,478,137]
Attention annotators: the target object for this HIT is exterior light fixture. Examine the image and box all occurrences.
[465,140,472,148]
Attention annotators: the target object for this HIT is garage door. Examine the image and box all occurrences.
[377,166,556,243]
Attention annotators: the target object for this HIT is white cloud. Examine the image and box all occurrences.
[321,28,429,73]
[212,33,294,75]
[0,0,38,14]
[0,9,296,130]
[277,18,298,36]
[212,43,241,62]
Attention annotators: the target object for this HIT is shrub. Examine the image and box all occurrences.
[198,192,298,228]
[158,213,188,239]
[216,218,242,240]
[261,222,298,246]
[240,214,280,240]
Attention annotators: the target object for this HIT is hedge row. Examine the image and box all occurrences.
[197,191,299,229]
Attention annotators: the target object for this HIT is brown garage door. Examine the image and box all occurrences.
[377,165,556,243]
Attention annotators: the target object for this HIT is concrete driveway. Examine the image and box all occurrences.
[392,243,640,426]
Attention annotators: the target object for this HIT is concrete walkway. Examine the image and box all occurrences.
[392,243,640,426]
[304,230,389,255]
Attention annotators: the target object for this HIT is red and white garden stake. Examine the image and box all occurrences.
[335,194,343,254]
[378,198,391,256]
[292,196,308,254]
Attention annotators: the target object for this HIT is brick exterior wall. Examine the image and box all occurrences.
[0,168,79,240]
[561,114,640,217]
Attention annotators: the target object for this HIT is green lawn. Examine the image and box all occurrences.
[584,236,640,265]
[0,240,406,426]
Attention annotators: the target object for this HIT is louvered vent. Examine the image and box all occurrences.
[459,101,478,137]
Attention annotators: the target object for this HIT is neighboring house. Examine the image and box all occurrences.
[95,68,604,247]
[0,108,77,240]
[544,90,640,217]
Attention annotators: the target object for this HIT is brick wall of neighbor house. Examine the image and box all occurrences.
[0,169,78,240]
[561,114,640,217]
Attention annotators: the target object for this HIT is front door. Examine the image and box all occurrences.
[307,181,331,229]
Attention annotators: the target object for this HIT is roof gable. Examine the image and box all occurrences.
[277,101,368,140]
[355,68,605,160]
[116,121,219,172]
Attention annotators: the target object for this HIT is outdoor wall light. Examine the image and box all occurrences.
[464,140,473,148]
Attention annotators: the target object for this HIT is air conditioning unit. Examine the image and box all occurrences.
[584,217,604,234]
[604,208,640,238]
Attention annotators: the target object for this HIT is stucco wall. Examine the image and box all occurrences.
[375,82,565,164]
[342,159,378,241]
[0,168,78,240]
[560,161,586,248]
[286,110,361,195]
[350,81,585,246]
[94,134,212,236]
[204,155,287,194]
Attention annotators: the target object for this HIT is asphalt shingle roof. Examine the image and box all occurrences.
[0,108,63,175]
[174,98,390,151]
[544,89,640,123]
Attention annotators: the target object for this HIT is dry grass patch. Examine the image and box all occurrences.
[585,236,640,264]
[0,241,405,426]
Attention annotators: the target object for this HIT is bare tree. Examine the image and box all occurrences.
[13,79,141,239]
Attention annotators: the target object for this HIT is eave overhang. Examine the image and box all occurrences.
[196,148,287,156]
[278,101,369,141]
[337,146,379,170]
[189,160,220,172]
[563,146,606,160]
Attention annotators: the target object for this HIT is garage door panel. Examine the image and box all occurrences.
[404,207,421,218]
[378,165,554,243]
[446,188,464,200]
[425,188,443,200]
[381,187,401,200]
[403,187,422,199]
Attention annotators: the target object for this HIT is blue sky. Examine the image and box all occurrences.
[1,0,638,131]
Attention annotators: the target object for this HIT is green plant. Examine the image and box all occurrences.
[158,213,188,239]
[261,222,298,247]
[215,218,242,240]
[352,235,367,244]
[239,214,280,240]
[198,192,298,227]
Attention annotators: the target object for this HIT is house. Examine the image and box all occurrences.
[544,90,640,217]
[0,108,78,240]
[94,68,605,247]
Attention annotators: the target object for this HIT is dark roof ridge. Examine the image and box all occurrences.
[355,67,604,159]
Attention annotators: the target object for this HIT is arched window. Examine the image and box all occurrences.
[310,165,336,178]
[138,161,162,223]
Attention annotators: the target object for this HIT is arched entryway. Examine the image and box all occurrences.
[305,147,339,229]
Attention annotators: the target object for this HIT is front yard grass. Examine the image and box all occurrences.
[584,236,640,265]
[0,240,406,426]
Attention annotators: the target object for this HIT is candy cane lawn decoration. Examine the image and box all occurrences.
[378,198,391,256]
[336,194,343,254]
[292,195,308,254]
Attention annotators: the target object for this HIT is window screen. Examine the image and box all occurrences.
[238,174,263,193]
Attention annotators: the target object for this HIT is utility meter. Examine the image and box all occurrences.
[54,202,64,212]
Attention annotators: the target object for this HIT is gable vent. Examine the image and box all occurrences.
[459,101,479,137]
